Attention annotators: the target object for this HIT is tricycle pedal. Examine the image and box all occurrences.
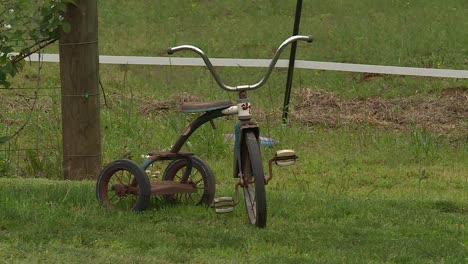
[213,196,235,207]
[215,207,234,214]
[273,149,298,167]
[213,197,236,214]
[265,149,299,184]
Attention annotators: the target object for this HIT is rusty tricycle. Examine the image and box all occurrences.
[96,35,313,228]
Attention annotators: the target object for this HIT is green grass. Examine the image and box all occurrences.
[0,178,466,263]
[96,0,468,67]
[0,120,466,262]
[94,0,468,99]
[18,0,468,98]
[0,0,467,262]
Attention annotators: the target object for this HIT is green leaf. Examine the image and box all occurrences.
[1,46,14,54]
[63,0,78,6]
[3,62,15,74]
[0,136,10,144]
[61,22,71,33]
[0,71,6,82]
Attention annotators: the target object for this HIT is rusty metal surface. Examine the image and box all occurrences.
[113,183,139,196]
[147,151,193,159]
[150,181,197,195]
[266,155,298,184]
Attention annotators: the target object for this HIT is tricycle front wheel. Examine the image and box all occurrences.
[242,132,267,228]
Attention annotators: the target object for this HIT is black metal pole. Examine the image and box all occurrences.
[282,0,303,124]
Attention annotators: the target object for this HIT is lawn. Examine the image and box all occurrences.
[0,176,466,263]
[0,0,467,262]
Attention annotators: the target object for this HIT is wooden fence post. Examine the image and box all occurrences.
[59,0,101,180]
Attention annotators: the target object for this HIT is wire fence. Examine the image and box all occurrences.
[1,54,467,179]
[0,83,63,178]
[0,61,194,179]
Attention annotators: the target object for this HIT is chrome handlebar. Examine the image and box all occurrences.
[167,35,313,91]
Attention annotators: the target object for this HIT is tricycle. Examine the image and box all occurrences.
[96,35,313,228]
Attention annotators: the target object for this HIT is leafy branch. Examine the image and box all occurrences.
[0,0,75,144]
[10,37,57,64]
[0,0,75,88]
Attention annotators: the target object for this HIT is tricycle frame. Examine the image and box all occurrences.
[96,35,312,228]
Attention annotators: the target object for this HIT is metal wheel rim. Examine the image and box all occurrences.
[243,179,257,224]
[164,163,205,205]
[101,168,141,210]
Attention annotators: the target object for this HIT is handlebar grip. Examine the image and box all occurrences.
[167,47,175,55]
[164,34,314,91]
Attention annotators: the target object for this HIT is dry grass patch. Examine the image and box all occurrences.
[291,87,468,135]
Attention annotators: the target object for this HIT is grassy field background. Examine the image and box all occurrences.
[0,0,467,262]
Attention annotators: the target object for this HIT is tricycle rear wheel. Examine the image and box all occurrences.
[162,156,215,206]
[96,159,151,211]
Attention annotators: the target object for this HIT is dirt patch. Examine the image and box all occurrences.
[359,72,384,82]
[0,93,54,113]
[139,92,204,115]
[138,89,467,135]
[291,87,468,135]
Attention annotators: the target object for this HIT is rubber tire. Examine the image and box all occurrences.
[162,156,216,206]
[96,159,151,211]
[242,132,267,228]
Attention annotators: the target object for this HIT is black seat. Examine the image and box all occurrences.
[181,100,233,113]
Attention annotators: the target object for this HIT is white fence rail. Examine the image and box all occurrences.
[25,53,468,79]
